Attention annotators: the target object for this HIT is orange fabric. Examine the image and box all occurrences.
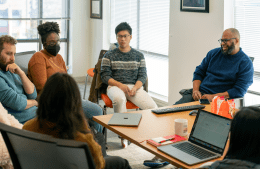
[28,49,67,95]
[101,93,139,109]
[218,100,232,119]
[22,118,105,169]
[87,68,95,77]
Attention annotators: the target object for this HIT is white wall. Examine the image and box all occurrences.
[90,0,110,67]
[70,0,91,77]
[168,0,224,104]
[70,0,110,78]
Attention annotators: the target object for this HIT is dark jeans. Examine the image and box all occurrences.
[104,156,132,169]
[175,89,206,105]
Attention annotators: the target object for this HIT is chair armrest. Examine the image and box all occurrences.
[250,104,260,108]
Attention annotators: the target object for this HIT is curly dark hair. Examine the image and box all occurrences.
[37,22,60,44]
[115,22,132,35]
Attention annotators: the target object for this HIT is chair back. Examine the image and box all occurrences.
[249,57,254,62]
[0,122,95,169]
[56,139,96,169]
[15,51,36,75]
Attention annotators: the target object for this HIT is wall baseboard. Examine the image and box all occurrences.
[152,97,168,107]
[73,76,90,83]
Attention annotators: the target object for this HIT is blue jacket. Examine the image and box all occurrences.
[193,48,254,98]
[0,71,37,123]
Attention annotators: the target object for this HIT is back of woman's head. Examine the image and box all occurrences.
[37,72,89,139]
[225,106,260,163]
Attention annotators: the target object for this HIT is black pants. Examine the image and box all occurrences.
[175,89,205,105]
[104,156,132,169]
[175,89,194,105]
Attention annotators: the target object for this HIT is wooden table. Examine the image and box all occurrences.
[93,101,228,169]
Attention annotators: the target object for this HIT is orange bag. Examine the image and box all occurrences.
[210,96,234,119]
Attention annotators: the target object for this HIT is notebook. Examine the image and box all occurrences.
[108,113,142,126]
[158,109,231,166]
[147,134,186,147]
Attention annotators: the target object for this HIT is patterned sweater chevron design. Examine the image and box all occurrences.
[101,48,147,85]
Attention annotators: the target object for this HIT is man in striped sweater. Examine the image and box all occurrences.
[101,22,157,113]
[101,22,169,168]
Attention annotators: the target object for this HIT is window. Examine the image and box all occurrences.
[110,0,169,99]
[233,0,260,105]
[0,0,70,65]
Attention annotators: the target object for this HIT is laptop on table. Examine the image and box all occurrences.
[158,109,231,166]
[108,113,142,126]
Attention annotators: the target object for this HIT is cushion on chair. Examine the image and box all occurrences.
[87,68,95,77]
[100,94,139,109]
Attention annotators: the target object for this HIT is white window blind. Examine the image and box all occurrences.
[234,0,260,73]
[234,0,260,103]
[110,0,169,98]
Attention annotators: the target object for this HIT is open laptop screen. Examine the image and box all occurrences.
[189,110,231,153]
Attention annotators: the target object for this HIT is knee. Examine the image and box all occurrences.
[82,101,103,116]
[112,95,126,106]
[143,102,158,110]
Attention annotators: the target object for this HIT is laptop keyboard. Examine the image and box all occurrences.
[172,142,216,160]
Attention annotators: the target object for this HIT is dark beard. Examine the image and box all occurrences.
[0,55,7,72]
[221,42,235,55]
[0,55,13,72]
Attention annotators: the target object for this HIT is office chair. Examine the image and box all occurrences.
[83,68,95,99]
[238,57,254,108]
[56,139,96,169]
[15,51,36,75]
[84,43,118,100]
[0,122,95,169]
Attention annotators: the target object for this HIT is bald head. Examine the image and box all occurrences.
[223,28,240,40]
[220,28,240,55]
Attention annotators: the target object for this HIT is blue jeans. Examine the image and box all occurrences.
[82,100,103,133]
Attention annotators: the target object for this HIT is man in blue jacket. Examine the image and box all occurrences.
[0,35,38,123]
[176,28,254,104]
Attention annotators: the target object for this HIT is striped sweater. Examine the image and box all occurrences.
[100,48,147,85]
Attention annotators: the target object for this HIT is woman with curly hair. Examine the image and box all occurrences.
[28,22,103,133]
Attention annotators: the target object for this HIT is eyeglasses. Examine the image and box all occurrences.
[218,38,236,44]
[46,40,61,46]
[117,34,131,39]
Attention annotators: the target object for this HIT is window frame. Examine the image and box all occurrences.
[0,0,71,65]
[231,0,260,99]
[110,0,169,98]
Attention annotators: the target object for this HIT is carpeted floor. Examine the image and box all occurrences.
[77,81,177,169]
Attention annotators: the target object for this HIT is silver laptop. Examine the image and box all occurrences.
[158,109,231,165]
[108,113,142,126]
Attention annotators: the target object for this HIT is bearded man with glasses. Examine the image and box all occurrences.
[175,28,254,104]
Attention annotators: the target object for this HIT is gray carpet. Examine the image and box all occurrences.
[77,81,176,169]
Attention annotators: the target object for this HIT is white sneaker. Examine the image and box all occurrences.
[121,138,129,148]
